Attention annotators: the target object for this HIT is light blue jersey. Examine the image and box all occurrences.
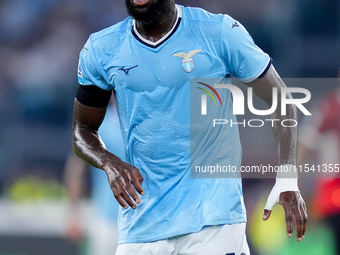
[78,5,270,244]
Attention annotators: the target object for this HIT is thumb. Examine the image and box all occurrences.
[264,192,277,211]
[262,209,272,221]
[263,188,279,220]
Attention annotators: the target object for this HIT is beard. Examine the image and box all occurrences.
[125,0,174,25]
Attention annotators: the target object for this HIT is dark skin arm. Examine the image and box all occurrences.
[247,65,308,241]
[72,99,144,209]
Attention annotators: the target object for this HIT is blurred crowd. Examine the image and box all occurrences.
[0,0,339,254]
[0,0,129,190]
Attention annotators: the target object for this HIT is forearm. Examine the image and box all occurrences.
[71,99,122,171]
[251,66,298,166]
[271,88,298,166]
[72,124,121,171]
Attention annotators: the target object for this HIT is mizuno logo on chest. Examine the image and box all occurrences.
[117,65,138,74]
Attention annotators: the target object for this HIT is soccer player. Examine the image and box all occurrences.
[72,0,307,254]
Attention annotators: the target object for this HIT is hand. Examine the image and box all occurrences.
[263,191,308,242]
[104,158,144,209]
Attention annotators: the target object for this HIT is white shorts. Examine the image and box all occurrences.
[116,223,250,255]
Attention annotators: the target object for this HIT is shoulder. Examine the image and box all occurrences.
[182,6,239,26]
[181,6,243,37]
[180,5,226,42]
[88,17,132,50]
[182,5,224,25]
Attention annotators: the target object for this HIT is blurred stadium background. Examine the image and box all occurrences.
[0,0,339,254]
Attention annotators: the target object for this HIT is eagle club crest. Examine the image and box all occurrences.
[172,49,202,73]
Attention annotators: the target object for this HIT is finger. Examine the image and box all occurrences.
[125,183,141,204]
[282,204,293,238]
[119,185,137,209]
[299,201,308,239]
[131,168,145,195]
[264,189,279,211]
[111,186,129,209]
[130,178,144,196]
[135,167,144,185]
[262,209,272,221]
[302,208,308,239]
[295,209,304,242]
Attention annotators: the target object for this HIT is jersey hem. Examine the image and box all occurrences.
[117,217,247,244]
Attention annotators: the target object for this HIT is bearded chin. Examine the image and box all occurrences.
[125,0,173,25]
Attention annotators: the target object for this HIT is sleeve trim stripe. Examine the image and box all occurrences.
[242,57,272,83]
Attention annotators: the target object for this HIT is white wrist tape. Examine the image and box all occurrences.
[264,164,299,211]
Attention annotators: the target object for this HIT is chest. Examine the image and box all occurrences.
[103,34,225,92]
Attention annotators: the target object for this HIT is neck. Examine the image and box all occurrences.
[135,4,177,42]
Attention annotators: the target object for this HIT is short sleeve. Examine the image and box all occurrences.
[77,37,113,91]
[221,15,271,83]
